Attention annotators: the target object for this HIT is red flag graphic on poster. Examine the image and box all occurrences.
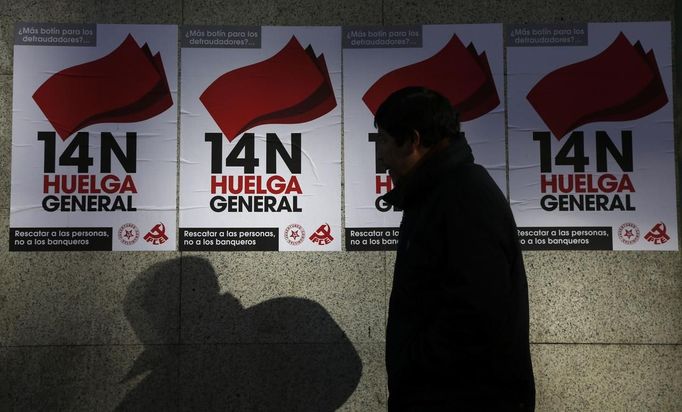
[32,34,173,140]
[200,36,336,142]
[362,34,499,121]
[527,32,668,140]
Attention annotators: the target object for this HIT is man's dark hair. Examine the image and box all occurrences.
[374,86,461,147]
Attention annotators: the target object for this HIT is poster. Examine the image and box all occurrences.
[179,26,342,251]
[10,23,178,251]
[343,24,506,251]
[507,22,677,250]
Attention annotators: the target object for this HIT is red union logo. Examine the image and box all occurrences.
[118,223,140,246]
[284,223,305,246]
[617,223,640,245]
[144,223,168,245]
[309,223,334,246]
[644,222,670,245]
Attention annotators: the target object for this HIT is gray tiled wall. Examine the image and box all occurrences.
[1,0,679,410]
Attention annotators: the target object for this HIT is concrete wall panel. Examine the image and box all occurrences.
[526,251,682,343]
[532,344,682,411]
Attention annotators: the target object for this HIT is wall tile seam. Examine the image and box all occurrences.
[670,1,682,246]
[0,341,382,350]
[530,342,682,346]
[1,342,680,349]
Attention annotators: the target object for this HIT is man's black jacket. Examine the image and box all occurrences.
[382,137,535,411]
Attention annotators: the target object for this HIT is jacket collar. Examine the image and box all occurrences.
[381,136,474,209]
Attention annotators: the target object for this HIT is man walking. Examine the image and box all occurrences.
[376,87,535,411]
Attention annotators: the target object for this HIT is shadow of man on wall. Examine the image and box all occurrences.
[118,256,362,411]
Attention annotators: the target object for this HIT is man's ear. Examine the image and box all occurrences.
[410,130,421,148]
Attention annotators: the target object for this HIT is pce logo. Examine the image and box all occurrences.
[144,223,169,245]
[644,222,670,245]
[309,223,334,246]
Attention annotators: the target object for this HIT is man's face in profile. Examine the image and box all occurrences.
[376,128,420,181]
